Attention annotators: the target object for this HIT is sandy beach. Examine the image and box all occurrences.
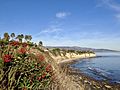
[58,53,96,64]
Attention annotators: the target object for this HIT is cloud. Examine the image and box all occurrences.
[33,26,62,38]
[40,26,62,34]
[115,14,120,19]
[33,11,71,38]
[103,0,120,11]
[104,0,120,20]
[56,12,71,18]
[97,0,120,20]
[80,23,96,26]
[33,19,63,41]
[96,0,120,11]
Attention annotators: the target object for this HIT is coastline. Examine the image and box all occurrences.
[58,54,120,90]
[66,66,120,90]
[57,53,96,64]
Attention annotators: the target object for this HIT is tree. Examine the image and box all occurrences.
[21,34,24,42]
[16,35,20,42]
[39,41,43,46]
[3,32,10,41]
[10,33,15,40]
[28,35,32,41]
[16,34,24,42]
[25,35,32,42]
[25,35,29,42]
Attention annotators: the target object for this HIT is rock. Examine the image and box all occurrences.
[79,76,82,80]
[105,85,111,88]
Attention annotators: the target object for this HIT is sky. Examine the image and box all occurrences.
[0,0,120,50]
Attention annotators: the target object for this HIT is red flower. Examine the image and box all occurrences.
[37,76,42,81]
[41,73,46,79]
[46,64,52,72]
[18,48,26,54]
[37,54,45,61]
[2,54,12,63]
[22,43,28,47]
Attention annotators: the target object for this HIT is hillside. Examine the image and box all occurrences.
[0,33,96,90]
[46,46,120,52]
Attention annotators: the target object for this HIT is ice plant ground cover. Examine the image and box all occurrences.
[0,33,53,90]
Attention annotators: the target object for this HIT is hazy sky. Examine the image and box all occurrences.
[0,0,120,50]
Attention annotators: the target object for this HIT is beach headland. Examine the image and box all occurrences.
[51,52,96,64]
[48,49,99,90]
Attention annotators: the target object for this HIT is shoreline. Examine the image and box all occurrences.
[58,53,96,64]
[58,56,96,64]
[67,66,120,90]
[58,55,120,90]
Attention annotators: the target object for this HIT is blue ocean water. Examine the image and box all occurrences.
[71,52,120,84]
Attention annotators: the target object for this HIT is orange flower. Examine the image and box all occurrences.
[22,87,27,90]
[36,54,45,61]
[22,43,28,47]
[18,48,26,54]
[9,41,19,46]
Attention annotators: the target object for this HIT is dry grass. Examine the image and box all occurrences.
[46,54,84,90]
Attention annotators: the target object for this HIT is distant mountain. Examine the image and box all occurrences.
[92,49,120,52]
[46,46,120,52]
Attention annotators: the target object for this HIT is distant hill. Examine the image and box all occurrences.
[46,46,120,52]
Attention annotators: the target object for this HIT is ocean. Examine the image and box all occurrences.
[71,52,120,84]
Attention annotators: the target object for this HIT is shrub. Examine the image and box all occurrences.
[0,33,53,90]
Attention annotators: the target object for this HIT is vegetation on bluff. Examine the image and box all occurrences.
[0,32,96,90]
[49,48,95,57]
[0,33,53,90]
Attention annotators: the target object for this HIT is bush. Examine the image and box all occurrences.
[0,35,53,90]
